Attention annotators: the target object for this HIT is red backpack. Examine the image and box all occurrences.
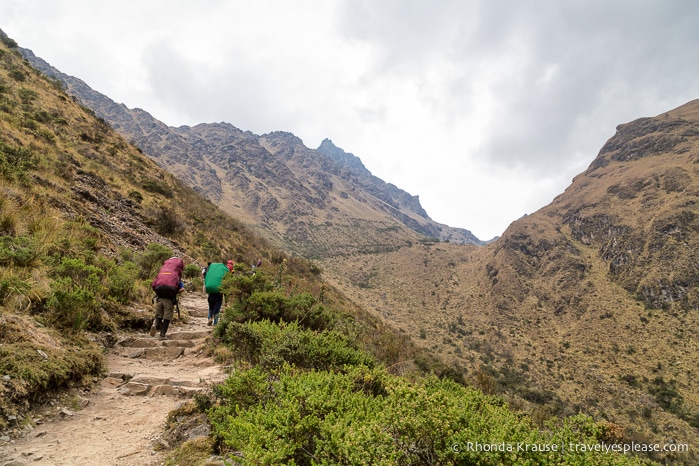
[151,257,184,299]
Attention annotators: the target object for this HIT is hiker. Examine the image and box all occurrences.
[150,257,185,340]
[204,262,229,326]
[226,259,235,272]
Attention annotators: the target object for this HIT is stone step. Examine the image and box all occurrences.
[119,338,197,349]
[170,330,210,340]
[116,379,206,398]
[188,309,209,318]
[150,384,204,397]
[117,346,186,361]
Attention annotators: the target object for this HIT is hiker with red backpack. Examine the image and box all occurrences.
[204,262,230,326]
[150,257,185,340]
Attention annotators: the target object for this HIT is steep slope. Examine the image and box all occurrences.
[323,101,699,462]
[17,47,483,258]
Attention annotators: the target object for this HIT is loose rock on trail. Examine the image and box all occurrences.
[0,292,225,466]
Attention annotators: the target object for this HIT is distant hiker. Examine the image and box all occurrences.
[150,257,185,340]
[226,259,235,272]
[201,262,211,293]
[251,259,262,275]
[205,262,230,326]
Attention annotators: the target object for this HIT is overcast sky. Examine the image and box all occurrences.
[3,1,699,240]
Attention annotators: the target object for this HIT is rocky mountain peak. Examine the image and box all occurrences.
[317,138,368,174]
[19,47,483,250]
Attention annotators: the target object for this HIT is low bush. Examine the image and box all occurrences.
[104,260,139,304]
[209,366,643,465]
[45,257,108,331]
[46,277,101,331]
[220,270,335,332]
[0,235,39,266]
[183,264,200,280]
[0,141,38,182]
[136,243,173,279]
[218,320,374,370]
[0,274,31,305]
[141,180,173,197]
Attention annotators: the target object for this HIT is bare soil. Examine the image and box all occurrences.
[0,293,224,466]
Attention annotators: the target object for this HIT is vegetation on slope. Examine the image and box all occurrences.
[175,269,652,465]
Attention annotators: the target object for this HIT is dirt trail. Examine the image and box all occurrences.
[0,292,224,466]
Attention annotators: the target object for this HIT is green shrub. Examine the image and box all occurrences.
[183,264,200,280]
[136,243,173,279]
[8,69,25,82]
[46,257,106,331]
[0,141,38,181]
[46,277,101,331]
[105,260,139,304]
[209,367,644,465]
[142,180,173,197]
[220,272,274,305]
[127,189,143,203]
[53,257,102,285]
[219,320,374,371]
[648,377,683,414]
[18,88,37,105]
[148,206,184,236]
[223,285,333,331]
[0,274,31,305]
[0,32,18,49]
[0,235,39,266]
[212,365,270,409]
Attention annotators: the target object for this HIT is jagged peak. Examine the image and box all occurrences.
[317,138,368,174]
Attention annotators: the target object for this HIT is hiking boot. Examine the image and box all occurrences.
[159,319,170,340]
[149,321,157,337]
[207,318,213,326]
[158,334,169,341]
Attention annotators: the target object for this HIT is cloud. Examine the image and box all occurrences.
[2,0,699,239]
[338,0,699,176]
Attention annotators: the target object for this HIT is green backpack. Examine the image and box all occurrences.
[204,262,229,294]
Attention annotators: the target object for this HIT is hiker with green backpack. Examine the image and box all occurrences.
[204,262,230,325]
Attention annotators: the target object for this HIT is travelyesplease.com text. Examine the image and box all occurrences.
[452,441,689,455]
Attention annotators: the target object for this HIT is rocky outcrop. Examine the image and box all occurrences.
[553,102,699,310]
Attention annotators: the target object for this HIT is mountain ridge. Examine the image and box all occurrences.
[18,47,484,255]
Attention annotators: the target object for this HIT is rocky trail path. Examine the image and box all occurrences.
[0,292,224,466]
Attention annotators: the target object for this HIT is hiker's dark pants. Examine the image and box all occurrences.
[208,293,223,320]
